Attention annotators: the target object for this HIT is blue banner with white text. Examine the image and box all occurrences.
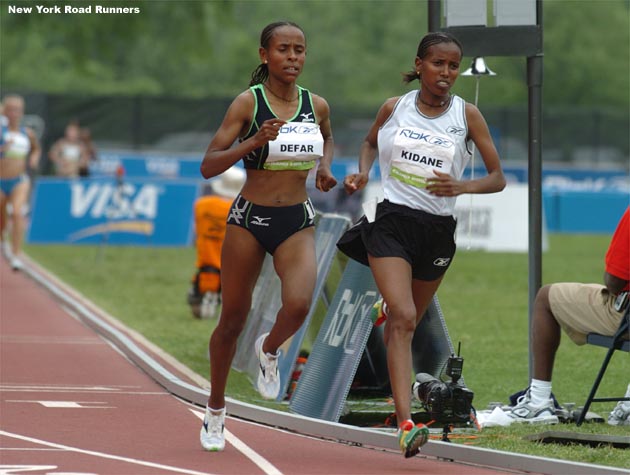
[27,178,199,246]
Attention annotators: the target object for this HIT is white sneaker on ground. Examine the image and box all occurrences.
[200,406,225,451]
[1,241,11,259]
[508,391,559,424]
[607,401,630,426]
[10,256,23,271]
[254,332,280,399]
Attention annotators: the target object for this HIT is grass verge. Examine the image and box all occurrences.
[23,234,629,468]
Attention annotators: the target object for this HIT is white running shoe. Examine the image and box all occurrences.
[508,391,559,424]
[200,406,225,451]
[1,240,11,259]
[607,401,630,426]
[255,333,280,399]
[10,256,23,271]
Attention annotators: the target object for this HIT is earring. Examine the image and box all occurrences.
[416,70,420,76]
[264,60,268,64]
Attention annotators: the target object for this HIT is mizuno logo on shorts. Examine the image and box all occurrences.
[251,216,271,226]
[433,258,451,267]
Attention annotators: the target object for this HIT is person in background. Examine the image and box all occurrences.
[0,103,7,127]
[78,127,98,177]
[509,206,629,425]
[198,21,337,452]
[187,166,246,319]
[0,94,41,271]
[337,32,505,458]
[48,119,90,178]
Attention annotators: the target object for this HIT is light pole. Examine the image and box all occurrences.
[461,57,496,247]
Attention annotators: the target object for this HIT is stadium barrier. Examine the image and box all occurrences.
[289,259,458,422]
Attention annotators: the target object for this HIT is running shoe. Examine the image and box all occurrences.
[370,299,388,326]
[10,256,23,271]
[200,406,225,451]
[255,333,280,399]
[398,419,429,458]
[508,391,559,424]
[1,240,11,259]
[607,401,630,426]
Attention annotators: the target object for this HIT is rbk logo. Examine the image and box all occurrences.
[433,257,451,267]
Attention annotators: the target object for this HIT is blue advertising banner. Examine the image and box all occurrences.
[27,178,200,246]
[90,150,629,194]
[89,152,202,179]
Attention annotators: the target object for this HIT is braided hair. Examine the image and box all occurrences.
[249,21,305,87]
[402,32,463,84]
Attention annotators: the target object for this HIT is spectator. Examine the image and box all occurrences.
[0,94,41,270]
[48,120,89,178]
[187,166,246,319]
[509,206,629,425]
[78,126,98,177]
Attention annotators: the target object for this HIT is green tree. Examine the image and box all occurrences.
[2,1,628,108]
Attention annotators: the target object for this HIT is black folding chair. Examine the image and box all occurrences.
[576,305,630,426]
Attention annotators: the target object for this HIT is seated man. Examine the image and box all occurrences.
[187,166,245,318]
[509,206,629,425]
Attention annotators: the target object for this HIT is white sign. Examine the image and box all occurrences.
[455,183,547,253]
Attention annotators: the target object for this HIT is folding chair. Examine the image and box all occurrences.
[576,305,630,426]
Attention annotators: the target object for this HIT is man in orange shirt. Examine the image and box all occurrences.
[188,166,245,318]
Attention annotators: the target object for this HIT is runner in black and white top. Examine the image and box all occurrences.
[337,31,505,459]
[199,21,337,453]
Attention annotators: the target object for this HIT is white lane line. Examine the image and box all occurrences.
[192,409,283,475]
[0,431,214,475]
[6,401,113,409]
[0,384,135,391]
[0,465,59,474]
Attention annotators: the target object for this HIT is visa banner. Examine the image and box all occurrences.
[27,178,200,246]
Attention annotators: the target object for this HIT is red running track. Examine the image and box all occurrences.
[1,257,531,475]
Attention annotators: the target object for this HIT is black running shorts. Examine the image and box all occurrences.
[337,200,457,281]
[227,194,316,255]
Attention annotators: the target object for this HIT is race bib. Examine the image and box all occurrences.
[265,122,323,171]
[389,126,455,188]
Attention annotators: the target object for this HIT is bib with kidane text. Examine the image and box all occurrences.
[389,126,455,188]
[265,122,323,171]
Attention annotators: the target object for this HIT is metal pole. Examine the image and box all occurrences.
[428,0,441,32]
[527,0,544,381]
[527,53,543,379]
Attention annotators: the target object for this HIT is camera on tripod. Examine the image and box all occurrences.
[412,343,474,425]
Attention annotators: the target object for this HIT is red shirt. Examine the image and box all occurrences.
[605,207,630,290]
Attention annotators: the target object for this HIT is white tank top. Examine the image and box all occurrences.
[377,90,471,216]
[61,143,82,162]
[2,129,31,160]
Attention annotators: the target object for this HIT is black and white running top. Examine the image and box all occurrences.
[240,84,324,171]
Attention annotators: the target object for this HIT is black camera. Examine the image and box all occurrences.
[412,351,474,425]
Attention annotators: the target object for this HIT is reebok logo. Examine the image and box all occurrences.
[433,257,451,267]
